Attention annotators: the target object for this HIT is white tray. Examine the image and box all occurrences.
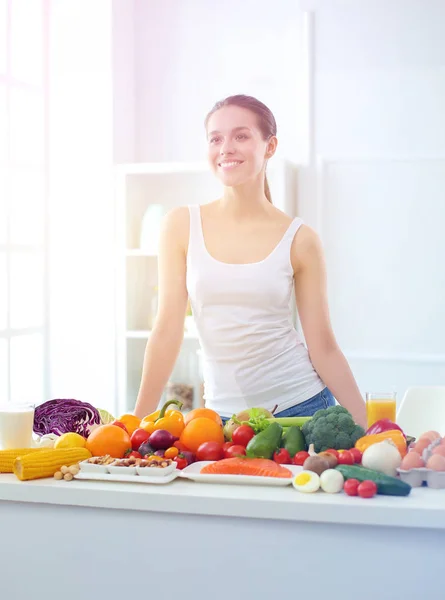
[74,470,179,485]
[179,461,302,486]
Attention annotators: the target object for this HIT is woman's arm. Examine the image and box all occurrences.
[133,207,189,418]
[292,225,367,428]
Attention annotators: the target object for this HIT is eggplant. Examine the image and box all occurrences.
[149,429,178,450]
[154,449,165,457]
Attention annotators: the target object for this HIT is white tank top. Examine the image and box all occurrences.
[186,204,325,418]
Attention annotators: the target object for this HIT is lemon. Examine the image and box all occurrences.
[54,432,87,449]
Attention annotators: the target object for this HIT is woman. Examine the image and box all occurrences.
[134,94,367,428]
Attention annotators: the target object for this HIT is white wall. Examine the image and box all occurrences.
[49,1,116,411]
[304,0,445,398]
[130,0,445,403]
[133,0,305,164]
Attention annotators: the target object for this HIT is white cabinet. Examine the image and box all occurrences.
[114,160,298,415]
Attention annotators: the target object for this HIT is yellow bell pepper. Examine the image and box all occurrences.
[141,400,185,437]
[355,429,407,457]
[141,400,184,423]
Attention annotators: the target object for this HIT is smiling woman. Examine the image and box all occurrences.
[205,95,277,203]
[134,94,367,427]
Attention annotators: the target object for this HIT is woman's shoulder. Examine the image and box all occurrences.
[160,206,191,253]
[290,222,324,273]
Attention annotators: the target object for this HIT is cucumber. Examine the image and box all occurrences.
[335,464,411,496]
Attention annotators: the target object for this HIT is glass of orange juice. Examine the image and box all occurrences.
[366,392,397,429]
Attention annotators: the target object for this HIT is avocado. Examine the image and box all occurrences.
[246,422,283,459]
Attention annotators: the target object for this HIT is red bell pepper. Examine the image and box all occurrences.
[366,418,406,439]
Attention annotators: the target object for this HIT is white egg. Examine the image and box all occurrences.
[292,470,320,493]
[320,469,344,493]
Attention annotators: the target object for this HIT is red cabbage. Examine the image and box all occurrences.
[33,399,101,437]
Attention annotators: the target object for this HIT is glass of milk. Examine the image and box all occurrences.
[0,403,35,449]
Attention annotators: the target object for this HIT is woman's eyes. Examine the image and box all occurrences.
[209,134,248,144]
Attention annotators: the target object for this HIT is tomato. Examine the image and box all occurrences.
[293,451,310,466]
[343,478,360,496]
[174,456,188,470]
[273,448,292,464]
[164,447,179,459]
[222,441,234,452]
[126,451,142,459]
[357,480,377,499]
[224,445,246,458]
[348,448,362,464]
[337,450,354,465]
[112,421,129,434]
[325,449,340,459]
[130,428,151,451]
[232,425,255,448]
[196,441,224,462]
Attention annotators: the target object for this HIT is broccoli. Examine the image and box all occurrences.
[302,405,365,452]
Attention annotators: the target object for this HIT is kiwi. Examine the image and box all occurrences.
[303,456,330,475]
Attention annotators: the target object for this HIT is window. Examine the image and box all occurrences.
[0,0,49,405]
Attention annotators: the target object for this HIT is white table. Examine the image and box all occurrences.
[0,474,444,600]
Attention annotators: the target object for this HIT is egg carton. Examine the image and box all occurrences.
[397,438,445,489]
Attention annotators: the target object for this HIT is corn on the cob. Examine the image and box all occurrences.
[13,448,92,481]
[0,448,46,473]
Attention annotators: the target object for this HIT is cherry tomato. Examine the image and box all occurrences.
[126,451,142,459]
[196,441,224,462]
[224,445,246,458]
[348,448,363,464]
[113,420,129,434]
[357,480,377,499]
[232,425,255,447]
[337,450,354,465]
[273,448,292,464]
[130,428,150,451]
[223,441,234,452]
[173,455,188,470]
[293,451,310,466]
[325,449,340,459]
[343,478,360,496]
[164,447,179,459]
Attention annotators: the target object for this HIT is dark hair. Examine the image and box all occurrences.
[205,95,277,203]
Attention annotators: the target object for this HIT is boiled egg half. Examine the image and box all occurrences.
[293,470,320,493]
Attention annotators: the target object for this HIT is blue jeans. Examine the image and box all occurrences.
[274,388,336,418]
[220,388,336,425]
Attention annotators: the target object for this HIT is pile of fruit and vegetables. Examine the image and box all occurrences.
[0,398,443,498]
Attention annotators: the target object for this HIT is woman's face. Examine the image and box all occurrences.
[206,105,276,187]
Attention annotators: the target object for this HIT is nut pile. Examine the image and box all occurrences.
[54,464,80,481]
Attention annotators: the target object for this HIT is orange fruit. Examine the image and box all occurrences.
[117,414,141,436]
[184,408,222,427]
[180,417,224,454]
[86,424,131,458]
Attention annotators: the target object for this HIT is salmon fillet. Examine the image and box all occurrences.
[200,457,292,478]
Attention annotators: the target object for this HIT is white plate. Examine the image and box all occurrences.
[179,461,303,486]
[74,470,179,485]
